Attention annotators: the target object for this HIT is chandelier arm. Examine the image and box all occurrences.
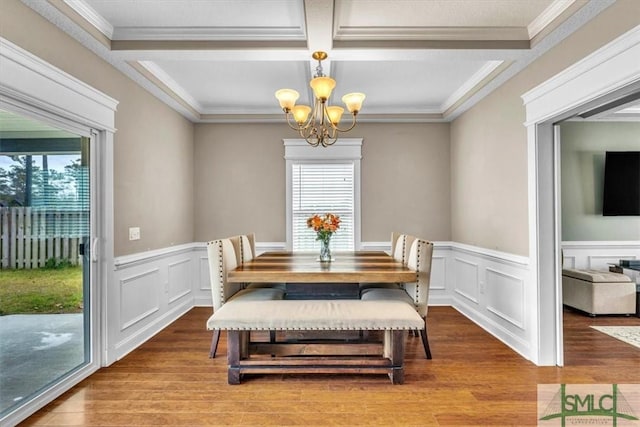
[284,111,314,131]
[321,136,338,147]
[329,113,359,133]
[276,51,363,147]
[299,125,321,147]
[317,125,338,147]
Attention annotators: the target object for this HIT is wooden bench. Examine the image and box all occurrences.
[206,299,424,384]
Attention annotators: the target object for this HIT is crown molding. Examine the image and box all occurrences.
[198,113,281,123]
[62,0,114,39]
[135,61,202,112]
[440,60,504,112]
[58,0,305,43]
[112,26,306,41]
[333,26,529,42]
[195,112,447,124]
[527,0,578,39]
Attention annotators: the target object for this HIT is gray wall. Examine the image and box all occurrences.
[560,121,640,241]
[450,0,640,256]
[5,0,640,258]
[0,0,195,256]
[193,122,451,243]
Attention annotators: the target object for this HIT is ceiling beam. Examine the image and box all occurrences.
[303,0,335,77]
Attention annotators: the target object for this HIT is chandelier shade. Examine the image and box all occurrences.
[275,89,299,111]
[292,105,312,123]
[275,51,365,148]
[309,76,336,100]
[342,93,366,113]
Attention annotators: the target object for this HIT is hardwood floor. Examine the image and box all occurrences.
[21,306,639,426]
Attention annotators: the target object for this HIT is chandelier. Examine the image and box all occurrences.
[275,51,365,147]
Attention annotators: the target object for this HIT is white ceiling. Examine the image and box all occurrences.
[22,0,622,123]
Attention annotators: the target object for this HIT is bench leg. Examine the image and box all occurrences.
[240,331,250,358]
[209,330,220,359]
[385,330,406,384]
[227,331,241,385]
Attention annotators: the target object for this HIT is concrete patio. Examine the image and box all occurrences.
[0,313,83,415]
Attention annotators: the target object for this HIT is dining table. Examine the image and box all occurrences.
[227,250,417,284]
[219,250,421,383]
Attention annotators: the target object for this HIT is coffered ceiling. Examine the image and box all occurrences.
[22,0,617,123]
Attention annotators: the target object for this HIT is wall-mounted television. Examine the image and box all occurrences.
[602,151,640,216]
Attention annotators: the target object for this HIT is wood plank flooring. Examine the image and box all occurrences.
[21,306,640,426]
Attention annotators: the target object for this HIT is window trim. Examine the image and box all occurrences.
[284,138,362,251]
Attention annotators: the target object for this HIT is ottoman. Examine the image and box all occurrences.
[562,268,635,316]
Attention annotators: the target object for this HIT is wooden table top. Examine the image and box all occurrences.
[227,251,417,284]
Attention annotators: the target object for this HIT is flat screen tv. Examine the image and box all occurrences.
[602,151,640,216]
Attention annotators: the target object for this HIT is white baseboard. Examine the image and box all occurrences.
[443,242,533,360]
[107,243,201,364]
[113,300,192,361]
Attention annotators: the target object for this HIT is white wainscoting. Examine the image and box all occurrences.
[192,241,288,306]
[108,243,197,363]
[360,241,451,305]
[108,240,532,364]
[562,241,640,282]
[446,243,531,360]
[108,240,640,366]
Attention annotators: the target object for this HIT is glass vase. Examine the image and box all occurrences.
[319,236,332,262]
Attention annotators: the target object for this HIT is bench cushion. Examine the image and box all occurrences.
[562,268,631,283]
[207,299,424,331]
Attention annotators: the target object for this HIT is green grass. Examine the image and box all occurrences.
[0,266,83,315]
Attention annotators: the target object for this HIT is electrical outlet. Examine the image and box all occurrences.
[129,227,141,241]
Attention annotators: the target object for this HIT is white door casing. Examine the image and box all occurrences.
[521,25,640,365]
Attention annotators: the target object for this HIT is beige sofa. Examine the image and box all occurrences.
[562,268,635,316]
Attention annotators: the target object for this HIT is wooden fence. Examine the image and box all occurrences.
[0,207,88,269]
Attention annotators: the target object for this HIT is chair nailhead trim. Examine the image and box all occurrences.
[217,241,225,304]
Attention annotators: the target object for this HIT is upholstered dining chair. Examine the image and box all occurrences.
[206,238,285,358]
[361,238,434,359]
[234,233,286,291]
[359,232,415,293]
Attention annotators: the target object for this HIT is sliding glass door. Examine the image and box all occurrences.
[0,109,92,417]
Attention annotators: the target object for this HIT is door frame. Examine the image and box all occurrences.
[522,25,640,365]
[0,37,117,425]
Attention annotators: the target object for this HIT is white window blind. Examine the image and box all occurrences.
[292,162,355,251]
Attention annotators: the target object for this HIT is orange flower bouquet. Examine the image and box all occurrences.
[307,213,341,261]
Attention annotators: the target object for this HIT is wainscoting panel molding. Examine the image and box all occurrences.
[562,241,640,282]
[485,268,525,330]
[168,258,193,304]
[110,245,198,362]
[119,268,160,331]
[430,256,447,291]
[447,243,531,359]
[196,252,212,307]
[453,257,480,304]
[109,240,538,365]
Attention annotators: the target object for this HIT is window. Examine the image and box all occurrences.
[292,162,354,250]
[285,139,361,251]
